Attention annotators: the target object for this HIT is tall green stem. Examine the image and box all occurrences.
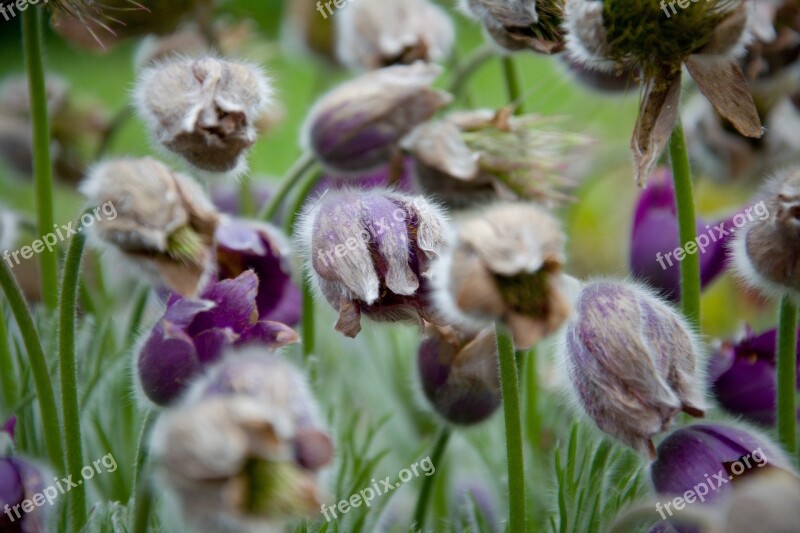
[777,295,798,456]
[301,281,315,360]
[58,233,87,529]
[258,152,316,222]
[22,7,59,311]
[0,258,63,471]
[497,326,527,531]
[412,427,451,530]
[0,305,18,409]
[501,56,524,115]
[447,44,496,100]
[669,119,701,327]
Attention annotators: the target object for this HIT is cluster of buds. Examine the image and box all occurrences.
[150,347,333,531]
[558,280,706,458]
[460,0,566,54]
[0,417,48,532]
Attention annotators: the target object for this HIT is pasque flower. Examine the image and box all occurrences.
[335,0,454,70]
[559,280,706,458]
[135,56,272,174]
[565,0,762,185]
[298,189,447,338]
[302,63,452,176]
[1,419,47,532]
[434,202,574,350]
[150,347,332,531]
[137,270,299,406]
[460,0,566,54]
[418,323,501,425]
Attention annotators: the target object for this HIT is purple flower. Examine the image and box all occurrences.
[0,456,47,532]
[312,157,417,195]
[630,169,732,302]
[209,182,274,217]
[137,270,299,406]
[1,416,15,443]
[709,327,800,426]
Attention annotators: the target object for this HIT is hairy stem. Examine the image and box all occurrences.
[777,295,798,456]
[447,43,496,100]
[258,151,317,222]
[412,427,451,529]
[502,56,524,115]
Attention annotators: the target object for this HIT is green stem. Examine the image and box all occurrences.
[0,305,19,409]
[524,348,541,452]
[777,295,798,456]
[284,166,323,235]
[58,233,87,529]
[0,257,63,471]
[447,44,496,100]
[22,7,59,311]
[132,470,153,533]
[497,326,527,531]
[125,286,150,349]
[258,152,317,222]
[131,411,156,532]
[302,280,315,360]
[412,427,451,529]
[669,119,701,328]
[239,177,255,218]
[501,56,524,115]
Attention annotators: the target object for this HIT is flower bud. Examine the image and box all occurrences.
[312,157,417,195]
[335,0,454,70]
[135,57,272,174]
[150,347,332,531]
[559,56,637,93]
[0,455,47,532]
[559,280,706,458]
[298,189,447,337]
[460,0,566,54]
[137,270,299,406]
[81,157,220,297]
[434,202,573,350]
[302,63,451,176]
[418,324,501,425]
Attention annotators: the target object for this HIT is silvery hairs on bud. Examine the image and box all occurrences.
[134,56,272,176]
[555,279,707,459]
[732,167,800,299]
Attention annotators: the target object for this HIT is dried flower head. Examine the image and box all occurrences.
[335,0,455,70]
[135,56,272,174]
[302,63,452,176]
[80,157,220,297]
[298,189,447,338]
[460,0,566,54]
[558,280,707,458]
[434,202,574,350]
[150,347,332,531]
[565,0,762,185]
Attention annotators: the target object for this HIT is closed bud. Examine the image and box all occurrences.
[434,202,573,350]
[335,0,454,70]
[80,157,220,297]
[298,189,447,337]
[418,324,501,425]
[135,57,272,174]
[302,63,451,176]
[460,0,566,54]
[559,280,706,458]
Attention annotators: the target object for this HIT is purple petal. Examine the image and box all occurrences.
[137,322,201,406]
[0,459,23,513]
[1,416,16,442]
[193,328,238,364]
[162,297,216,329]
[215,219,267,256]
[239,320,299,349]
[190,271,259,335]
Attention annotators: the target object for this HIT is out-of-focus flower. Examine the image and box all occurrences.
[630,169,732,302]
[418,323,500,425]
[460,0,566,54]
[298,189,447,338]
[312,157,417,196]
[302,63,451,176]
[565,0,762,185]
[135,56,272,174]
[709,327,800,426]
[137,270,299,406]
[80,157,220,297]
[453,481,500,533]
[282,0,339,65]
[403,108,586,209]
[559,280,706,458]
[335,0,454,70]
[209,181,275,217]
[150,347,332,531]
[434,202,573,350]
[0,417,47,533]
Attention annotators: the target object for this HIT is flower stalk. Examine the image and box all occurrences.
[777,295,798,456]
[259,151,316,221]
[412,427,451,529]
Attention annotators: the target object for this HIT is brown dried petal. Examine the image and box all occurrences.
[632,70,682,187]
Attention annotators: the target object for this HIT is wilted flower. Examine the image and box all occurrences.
[559,280,706,458]
[298,189,447,338]
[418,323,501,425]
[135,56,272,174]
[565,0,762,185]
[302,63,452,176]
[434,202,574,350]
[150,347,332,531]
[403,108,586,208]
[460,0,566,54]
[137,270,299,406]
[335,0,454,70]
[80,157,220,297]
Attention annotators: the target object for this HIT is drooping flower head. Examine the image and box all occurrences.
[460,0,567,54]
[298,189,447,337]
[558,280,707,458]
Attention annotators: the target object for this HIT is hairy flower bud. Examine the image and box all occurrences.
[80,157,220,297]
[460,0,566,54]
[302,63,452,176]
[335,0,454,70]
[418,324,501,425]
[559,280,707,458]
[135,57,272,174]
[150,347,332,531]
[434,202,573,350]
[298,189,447,337]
